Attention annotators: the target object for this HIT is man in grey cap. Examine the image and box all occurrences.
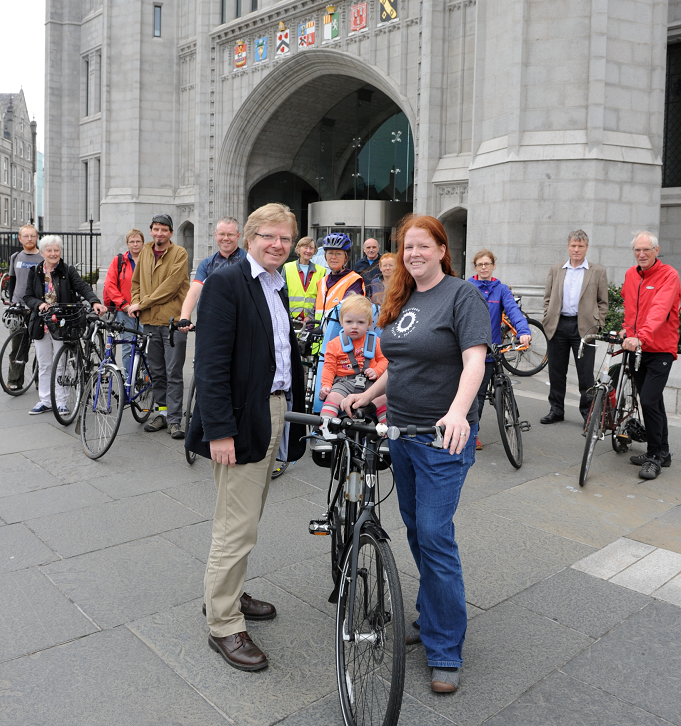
[129,214,190,438]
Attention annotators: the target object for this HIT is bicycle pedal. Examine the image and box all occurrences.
[520,421,531,432]
[309,519,331,536]
[617,434,632,444]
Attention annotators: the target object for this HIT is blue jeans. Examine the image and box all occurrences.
[115,310,139,381]
[388,425,477,668]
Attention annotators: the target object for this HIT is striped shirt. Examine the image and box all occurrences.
[247,253,292,393]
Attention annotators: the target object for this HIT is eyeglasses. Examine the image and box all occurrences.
[255,232,292,245]
[475,262,493,268]
[634,248,655,253]
[218,232,240,239]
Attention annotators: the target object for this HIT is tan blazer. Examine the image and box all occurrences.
[543,261,608,339]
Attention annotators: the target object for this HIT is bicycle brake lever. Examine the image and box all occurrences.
[431,425,445,449]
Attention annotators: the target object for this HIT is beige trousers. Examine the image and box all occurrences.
[205,393,287,637]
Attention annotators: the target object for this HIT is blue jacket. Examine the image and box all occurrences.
[467,277,531,347]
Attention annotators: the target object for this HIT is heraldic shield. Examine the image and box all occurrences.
[379,0,398,23]
[255,36,267,61]
[351,2,367,32]
[277,25,290,55]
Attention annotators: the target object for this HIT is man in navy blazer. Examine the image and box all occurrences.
[186,203,306,672]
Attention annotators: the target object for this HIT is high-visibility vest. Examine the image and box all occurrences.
[283,261,326,320]
[314,271,365,325]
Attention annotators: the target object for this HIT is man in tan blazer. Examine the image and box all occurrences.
[541,230,608,424]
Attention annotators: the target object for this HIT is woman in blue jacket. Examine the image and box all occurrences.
[469,249,531,449]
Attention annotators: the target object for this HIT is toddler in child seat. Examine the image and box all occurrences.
[319,294,388,423]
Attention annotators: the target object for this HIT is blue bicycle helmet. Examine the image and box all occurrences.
[322,233,352,252]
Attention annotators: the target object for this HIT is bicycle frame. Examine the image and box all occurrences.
[96,325,152,408]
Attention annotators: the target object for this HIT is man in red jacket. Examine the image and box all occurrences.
[621,231,681,480]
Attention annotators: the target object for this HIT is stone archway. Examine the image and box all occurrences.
[215,49,415,226]
[177,221,195,273]
[440,206,467,278]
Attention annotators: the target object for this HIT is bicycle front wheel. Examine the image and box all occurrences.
[501,318,548,376]
[580,388,605,487]
[495,381,523,468]
[184,377,197,465]
[336,532,405,726]
[0,328,38,396]
[50,344,83,426]
[611,365,634,453]
[80,367,125,459]
[131,356,154,424]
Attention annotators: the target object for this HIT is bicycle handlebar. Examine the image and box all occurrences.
[578,332,642,371]
[168,317,195,347]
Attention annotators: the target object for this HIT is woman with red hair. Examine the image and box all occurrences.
[342,215,490,694]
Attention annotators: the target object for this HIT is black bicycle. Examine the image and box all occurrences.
[486,344,531,468]
[578,332,643,487]
[0,303,38,396]
[286,409,446,726]
[43,303,106,426]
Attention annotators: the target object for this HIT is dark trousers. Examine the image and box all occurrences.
[632,352,674,459]
[547,315,595,419]
[476,361,495,423]
[144,324,187,424]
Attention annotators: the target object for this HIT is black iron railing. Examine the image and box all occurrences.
[0,222,101,288]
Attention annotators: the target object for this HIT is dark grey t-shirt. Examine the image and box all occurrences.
[380,275,491,427]
[9,250,42,304]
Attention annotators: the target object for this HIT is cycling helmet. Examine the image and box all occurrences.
[322,233,352,252]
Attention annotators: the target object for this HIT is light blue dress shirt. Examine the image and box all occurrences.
[561,259,589,316]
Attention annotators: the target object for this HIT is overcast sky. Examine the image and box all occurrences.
[0,0,46,152]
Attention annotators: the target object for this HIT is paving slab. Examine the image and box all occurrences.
[571,536,656,579]
[128,579,337,726]
[470,473,674,548]
[562,600,681,725]
[26,490,206,558]
[161,520,213,564]
[0,481,112,523]
[484,670,669,726]
[88,462,209,499]
[402,601,593,726]
[0,567,98,663]
[0,422,75,456]
[42,536,205,629]
[511,567,651,638]
[0,626,228,726]
[164,479,217,519]
[446,505,595,609]
[276,690,455,726]
[654,571,681,607]
[0,407,47,430]
[628,518,681,553]
[610,547,681,594]
[0,523,58,572]
[0,452,64,497]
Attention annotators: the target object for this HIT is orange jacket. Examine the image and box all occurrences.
[321,334,388,388]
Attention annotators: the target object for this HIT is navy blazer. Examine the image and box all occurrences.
[185,259,307,464]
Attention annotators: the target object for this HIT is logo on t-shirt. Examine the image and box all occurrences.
[391,307,419,338]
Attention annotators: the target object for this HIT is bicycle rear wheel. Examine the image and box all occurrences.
[501,318,548,376]
[495,381,523,468]
[336,532,405,726]
[80,367,125,459]
[579,388,605,487]
[50,344,83,426]
[0,328,37,396]
[184,377,196,465]
[130,356,154,424]
[611,365,634,453]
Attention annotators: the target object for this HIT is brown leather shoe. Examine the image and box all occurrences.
[208,632,268,671]
[240,592,277,621]
[202,593,277,621]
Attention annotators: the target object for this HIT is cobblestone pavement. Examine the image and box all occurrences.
[1,330,681,726]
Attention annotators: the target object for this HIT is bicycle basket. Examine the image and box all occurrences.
[45,305,87,341]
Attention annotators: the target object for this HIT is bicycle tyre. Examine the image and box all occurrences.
[495,381,523,468]
[501,318,549,377]
[579,388,605,487]
[131,356,154,424]
[0,273,10,303]
[50,343,83,426]
[331,447,355,586]
[336,532,406,726]
[184,377,197,464]
[80,367,125,459]
[610,365,633,453]
[0,328,38,396]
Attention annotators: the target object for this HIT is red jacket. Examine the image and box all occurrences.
[103,252,135,310]
[622,259,680,359]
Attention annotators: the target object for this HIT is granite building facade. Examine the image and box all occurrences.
[45,0,681,303]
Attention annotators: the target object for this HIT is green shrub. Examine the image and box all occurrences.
[81,267,100,286]
[603,283,624,334]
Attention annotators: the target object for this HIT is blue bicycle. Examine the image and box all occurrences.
[79,317,155,459]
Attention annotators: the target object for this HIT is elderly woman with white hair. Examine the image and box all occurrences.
[24,235,107,416]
